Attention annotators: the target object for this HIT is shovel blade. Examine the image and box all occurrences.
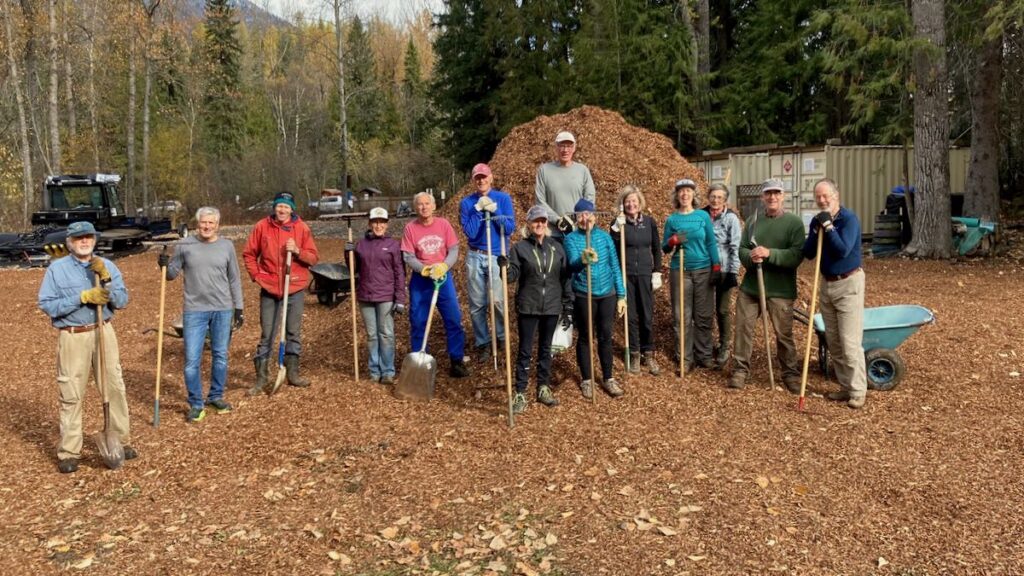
[393,351,436,401]
[266,364,287,396]
[93,427,124,470]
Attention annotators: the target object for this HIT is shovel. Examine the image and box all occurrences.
[393,275,445,401]
[266,251,293,396]
[798,231,825,411]
[92,274,124,469]
[749,210,776,390]
[154,246,168,426]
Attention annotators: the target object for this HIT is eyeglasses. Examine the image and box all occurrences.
[762,190,783,196]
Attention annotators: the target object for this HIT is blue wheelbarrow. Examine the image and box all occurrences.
[794,305,935,391]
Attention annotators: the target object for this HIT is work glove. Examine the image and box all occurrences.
[496,255,508,268]
[814,211,833,231]
[616,298,627,318]
[651,272,663,291]
[668,232,686,248]
[233,309,244,330]
[344,241,356,252]
[581,248,599,265]
[44,243,68,258]
[474,196,497,213]
[561,309,574,330]
[157,252,170,269]
[710,265,722,286]
[392,303,406,316]
[611,213,626,233]
[722,272,738,290]
[420,265,433,278]
[89,258,111,284]
[556,214,575,234]
[80,286,110,306]
[429,262,449,281]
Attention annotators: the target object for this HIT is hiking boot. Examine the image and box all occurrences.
[381,375,395,385]
[449,360,470,378]
[579,379,594,400]
[123,446,138,460]
[512,393,528,414]
[783,378,802,395]
[827,390,851,402]
[848,395,866,409]
[476,345,492,364]
[57,458,79,474]
[642,353,661,376]
[695,358,715,370]
[250,357,269,396]
[715,349,731,370]
[628,352,641,374]
[207,398,233,414]
[284,355,310,387]
[728,373,747,389]
[370,374,381,383]
[537,385,559,407]
[602,378,624,398]
[186,406,206,423]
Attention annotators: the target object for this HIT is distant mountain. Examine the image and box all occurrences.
[176,0,290,29]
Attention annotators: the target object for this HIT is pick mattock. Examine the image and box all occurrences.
[485,210,499,372]
[267,251,293,396]
[616,212,630,373]
[798,230,825,411]
[154,245,168,427]
[749,210,776,390]
[677,246,685,379]
[93,274,124,469]
[347,223,359,382]
[499,222,514,427]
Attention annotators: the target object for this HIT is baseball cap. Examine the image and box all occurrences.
[368,207,389,221]
[761,178,785,194]
[674,179,697,190]
[526,206,548,222]
[66,221,99,239]
[471,163,492,179]
[555,131,576,144]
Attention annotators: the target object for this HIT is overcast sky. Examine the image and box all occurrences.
[263,0,444,23]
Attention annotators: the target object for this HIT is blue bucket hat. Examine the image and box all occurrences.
[273,191,297,211]
[66,221,99,239]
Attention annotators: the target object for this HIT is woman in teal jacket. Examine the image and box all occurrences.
[564,198,627,400]
[662,179,720,373]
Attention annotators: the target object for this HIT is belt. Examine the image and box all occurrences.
[469,247,493,255]
[59,320,109,334]
[824,268,862,282]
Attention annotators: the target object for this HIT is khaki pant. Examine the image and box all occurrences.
[732,290,801,382]
[56,323,131,461]
[819,269,867,398]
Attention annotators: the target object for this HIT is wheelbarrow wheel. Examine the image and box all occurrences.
[865,347,906,391]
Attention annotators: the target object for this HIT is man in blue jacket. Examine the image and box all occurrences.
[38,221,137,473]
[459,163,516,363]
[803,178,866,409]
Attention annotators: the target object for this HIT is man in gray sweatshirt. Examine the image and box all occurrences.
[535,131,596,242]
[159,206,244,422]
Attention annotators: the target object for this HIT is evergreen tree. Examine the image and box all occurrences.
[401,38,430,147]
[345,16,384,144]
[201,0,243,158]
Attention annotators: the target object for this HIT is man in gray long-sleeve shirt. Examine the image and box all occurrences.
[159,206,244,421]
[535,131,596,242]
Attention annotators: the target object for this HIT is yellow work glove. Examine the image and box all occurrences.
[616,298,627,318]
[581,248,599,265]
[420,264,433,278]
[429,262,449,281]
[44,243,68,258]
[89,257,111,283]
[80,286,111,306]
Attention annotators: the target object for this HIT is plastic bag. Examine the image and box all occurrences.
[652,272,663,291]
[551,316,574,354]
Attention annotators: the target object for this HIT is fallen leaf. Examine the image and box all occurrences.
[489,535,507,551]
[380,526,399,539]
[878,557,889,568]
[793,485,810,496]
[486,559,508,572]
[756,476,770,489]
[72,556,94,570]
[516,561,540,576]
[395,516,411,526]
[657,526,678,536]
[665,558,677,567]
[617,485,635,496]
[590,492,602,501]
[688,555,707,562]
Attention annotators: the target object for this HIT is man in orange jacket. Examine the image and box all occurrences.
[243,191,320,394]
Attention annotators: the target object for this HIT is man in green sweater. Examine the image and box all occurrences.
[729,179,806,392]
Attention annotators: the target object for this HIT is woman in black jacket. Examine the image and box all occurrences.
[610,185,662,375]
[501,205,572,413]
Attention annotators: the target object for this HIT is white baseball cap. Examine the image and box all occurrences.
[368,207,389,221]
[555,131,576,144]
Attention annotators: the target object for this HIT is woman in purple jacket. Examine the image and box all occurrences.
[347,207,407,384]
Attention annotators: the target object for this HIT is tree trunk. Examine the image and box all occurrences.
[695,0,710,154]
[142,55,152,213]
[3,2,35,225]
[908,0,951,259]
[61,0,76,142]
[47,0,61,173]
[87,0,99,170]
[126,33,137,213]
[334,0,349,191]
[963,31,1002,223]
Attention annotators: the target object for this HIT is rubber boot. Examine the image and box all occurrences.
[249,357,268,396]
[284,354,310,387]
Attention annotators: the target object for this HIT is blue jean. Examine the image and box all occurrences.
[359,301,396,378]
[183,309,233,409]
[465,250,505,348]
[409,274,465,361]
